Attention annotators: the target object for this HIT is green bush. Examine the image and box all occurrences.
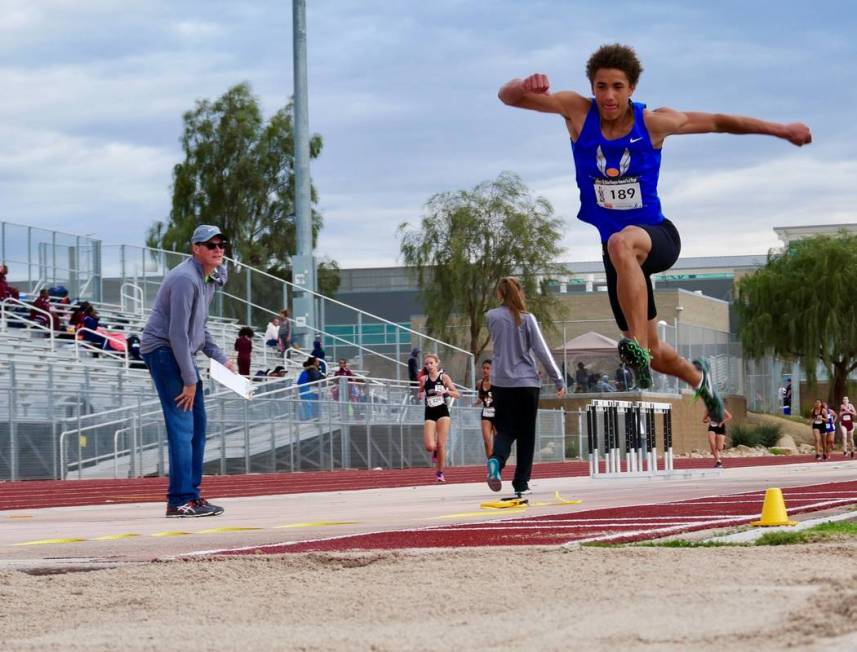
[728,423,782,448]
[729,424,758,447]
[755,424,782,447]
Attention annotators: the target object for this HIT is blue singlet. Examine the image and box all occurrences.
[570,100,665,242]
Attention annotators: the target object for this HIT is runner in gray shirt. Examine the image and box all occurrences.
[486,277,566,496]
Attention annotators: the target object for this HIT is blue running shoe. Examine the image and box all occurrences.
[487,458,501,492]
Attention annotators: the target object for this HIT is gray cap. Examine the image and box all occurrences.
[191,225,224,244]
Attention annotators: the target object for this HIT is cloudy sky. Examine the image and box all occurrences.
[1,0,855,268]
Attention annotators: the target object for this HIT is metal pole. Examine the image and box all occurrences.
[9,388,17,481]
[245,268,252,327]
[290,0,316,339]
[27,227,32,291]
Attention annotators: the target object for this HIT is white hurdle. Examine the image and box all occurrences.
[587,399,675,478]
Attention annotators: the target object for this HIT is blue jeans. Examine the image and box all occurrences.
[142,347,206,507]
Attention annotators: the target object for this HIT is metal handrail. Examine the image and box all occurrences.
[120,282,144,315]
[106,243,476,384]
[218,289,406,371]
[0,297,56,351]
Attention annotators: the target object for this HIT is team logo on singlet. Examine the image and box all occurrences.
[593,145,642,210]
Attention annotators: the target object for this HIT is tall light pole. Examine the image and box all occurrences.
[290,0,316,346]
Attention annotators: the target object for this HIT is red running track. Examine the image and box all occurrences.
[0,455,824,511]
[214,480,857,554]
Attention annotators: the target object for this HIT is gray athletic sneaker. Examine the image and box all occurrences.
[618,337,653,389]
[693,358,725,423]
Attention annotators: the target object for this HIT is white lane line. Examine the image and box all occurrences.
[430,524,714,531]
[564,497,857,547]
[498,515,742,523]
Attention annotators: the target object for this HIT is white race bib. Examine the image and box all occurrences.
[482,407,495,418]
[427,395,444,408]
[594,177,642,210]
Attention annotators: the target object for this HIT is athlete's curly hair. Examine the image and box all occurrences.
[586,43,643,87]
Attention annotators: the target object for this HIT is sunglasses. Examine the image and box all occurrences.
[200,240,227,250]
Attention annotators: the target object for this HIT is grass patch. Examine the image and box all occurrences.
[768,447,789,455]
[755,520,857,546]
[637,539,739,548]
[755,531,807,545]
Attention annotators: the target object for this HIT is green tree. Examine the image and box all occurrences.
[399,172,567,360]
[147,82,339,321]
[736,233,857,406]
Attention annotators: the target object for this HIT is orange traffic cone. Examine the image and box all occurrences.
[751,488,797,527]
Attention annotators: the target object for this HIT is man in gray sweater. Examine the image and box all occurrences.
[141,225,233,517]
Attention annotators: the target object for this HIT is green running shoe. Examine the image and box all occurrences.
[693,358,725,423]
[618,337,653,389]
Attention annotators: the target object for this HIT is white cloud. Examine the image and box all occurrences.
[0,0,855,278]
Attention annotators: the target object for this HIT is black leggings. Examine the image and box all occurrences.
[490,386,540,493]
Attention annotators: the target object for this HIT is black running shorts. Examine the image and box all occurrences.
[601,219,682,332]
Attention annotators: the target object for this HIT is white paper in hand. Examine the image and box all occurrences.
[210,359,255,400]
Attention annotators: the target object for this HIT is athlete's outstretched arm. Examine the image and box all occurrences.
[670,111,812,146]
[498,74,589,119]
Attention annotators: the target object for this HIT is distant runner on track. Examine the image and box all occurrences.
[498,43,811,422]
[419,353,460,483]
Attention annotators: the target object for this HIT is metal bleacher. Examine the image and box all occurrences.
[1,221,569,482]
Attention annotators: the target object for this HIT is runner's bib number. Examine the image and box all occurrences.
[844,414,852,422]
[427,395,444,408]
[482,407,495,418]
[594,177,643,210]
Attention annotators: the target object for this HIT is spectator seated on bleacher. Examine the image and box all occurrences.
[30,288,63,331]
[0,263,20,301]
[264,316,280,348]
[78,306,126,354]
[69,301,91,329]
[126,334,147,369]
[80,306,110,350]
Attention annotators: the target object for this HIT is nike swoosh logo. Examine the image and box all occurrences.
[630,136,643,143]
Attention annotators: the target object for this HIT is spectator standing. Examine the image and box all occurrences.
[615,363,634,391]
[594,374,616,392]
[140,225,231,518]
[311,338,327,374]
[783,378,793,415]
[277,309,292,354]
[407,348,420,383]
[297,357,324,420]
[331,357,355,401]
[575,362,588,393]
[234,326,253,376]
[0,264,19,300]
